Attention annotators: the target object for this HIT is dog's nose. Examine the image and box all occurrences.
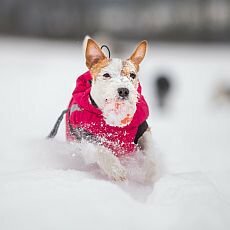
[118,88,129,99]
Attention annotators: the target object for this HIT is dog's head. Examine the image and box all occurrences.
[85,38,147,127]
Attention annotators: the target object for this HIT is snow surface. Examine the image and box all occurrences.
[0,36,230,230]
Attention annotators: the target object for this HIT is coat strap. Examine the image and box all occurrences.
[47,109,69,138]
[134,121,148,144]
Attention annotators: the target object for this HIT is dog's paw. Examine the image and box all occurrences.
[110,163,127,181]
[100,159,127,181]
[143,158,156,183]
[96,149,127,181]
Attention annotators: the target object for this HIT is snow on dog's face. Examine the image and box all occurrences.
[85,39,147,127]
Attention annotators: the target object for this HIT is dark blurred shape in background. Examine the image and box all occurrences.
[0,0,230,41]
[155,73,172,110]
[212,80,230,106]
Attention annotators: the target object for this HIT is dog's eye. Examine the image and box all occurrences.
[103,73,111,78]
[130,73,136,79]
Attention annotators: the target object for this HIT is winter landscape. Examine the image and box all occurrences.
[0,36,230,230]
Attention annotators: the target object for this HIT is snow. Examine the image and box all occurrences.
[1,36,230,229]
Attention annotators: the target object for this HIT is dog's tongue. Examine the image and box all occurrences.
[102,99,135,127]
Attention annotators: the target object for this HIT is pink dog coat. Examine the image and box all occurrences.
[66,71,149,156]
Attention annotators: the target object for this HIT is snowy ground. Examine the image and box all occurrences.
[0,36,230,230]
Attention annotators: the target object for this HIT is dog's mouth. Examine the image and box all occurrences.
[102,97,136,127]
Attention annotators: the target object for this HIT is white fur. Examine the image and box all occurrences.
[91,59,139,127]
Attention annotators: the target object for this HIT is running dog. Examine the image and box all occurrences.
[51,38,156,182]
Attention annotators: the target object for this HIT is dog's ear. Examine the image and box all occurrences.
[85,39,106,69]
[128,40,147,67]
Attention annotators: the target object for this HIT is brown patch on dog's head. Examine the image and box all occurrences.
[90,58,110,79]
[121,60,139,88]
[121,60,136,76]
[128,40,147,71]
[121,60,132,76]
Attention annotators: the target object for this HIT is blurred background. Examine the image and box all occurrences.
[1,0,230,42]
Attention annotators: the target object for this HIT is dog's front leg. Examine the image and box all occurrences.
[138,128,156,182]
[96,146,127,181]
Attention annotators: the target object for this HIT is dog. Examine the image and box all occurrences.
[50,38,156,182]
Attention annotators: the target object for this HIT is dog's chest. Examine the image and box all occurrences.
[69,107,138,155]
